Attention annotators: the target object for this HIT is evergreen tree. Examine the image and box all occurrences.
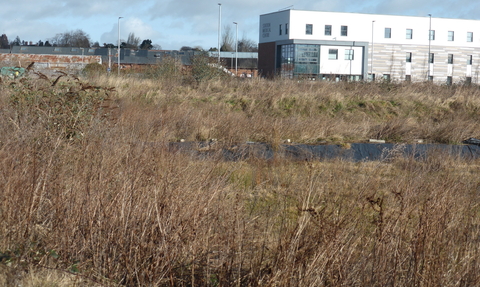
[11,36,21,46]
[0,34,9,49]
[139,39,153,50]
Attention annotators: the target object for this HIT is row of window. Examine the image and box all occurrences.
[299,23,474,43]
[305,24,348,36]
[405,52,473,65]
[386,28,473,42]
[19,46,95,53]
[328,49,354,60]
[328,50,473,65]
[279,23,289,35]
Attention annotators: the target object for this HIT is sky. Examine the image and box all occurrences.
[1,0,480,50]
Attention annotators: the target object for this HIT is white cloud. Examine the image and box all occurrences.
[2,0,480,50]
[123,18,161,41]
[100,17,161,45]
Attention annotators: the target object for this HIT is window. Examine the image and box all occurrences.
[53,47,61,52]
[325,25,332,36]
[406,52,412,63]
[405,75,411,82]
[448,54,453,64]
[383,74,391,81]
[280,44,295,78]
[384,28,391,38]
[20,47,28,51]
[406,29,413,39]
[448,31,454,41]
[467,32,473,42]
[285,23,289,35]
[294,44,320,75]
[345,49,354,60]
[428,76,434,81]
[429,53,434,64]
[341,26,348,36]
[468,55,473,65]
[328,49,338,60]
[306,24,313,35]
[279,24,282,35]
[429,30,435,40]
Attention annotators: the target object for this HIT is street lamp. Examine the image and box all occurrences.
[218,3,222,64]
[371,20,375,81]
[118,16,123,76]
[233,21,238,76]
[428,14,432,81]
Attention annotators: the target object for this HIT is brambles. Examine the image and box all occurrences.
[7,74,112,140]
[190,53,229,83]
[1,74,480,286]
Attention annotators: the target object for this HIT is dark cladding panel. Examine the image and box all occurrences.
[137,50,148,57]
[258,42,276,78]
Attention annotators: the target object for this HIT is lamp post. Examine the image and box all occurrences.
[233,21,238,76]
[118,16,123,76]
[349,43,353,81]
[371,20,375,81]
[428,14,432,81]
[218,3,222,64]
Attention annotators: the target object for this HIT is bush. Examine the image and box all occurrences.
[82,62,105,77]
[190,53,228,83]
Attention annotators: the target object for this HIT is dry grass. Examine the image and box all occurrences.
[80,74,480,144]
[0,71,480,286]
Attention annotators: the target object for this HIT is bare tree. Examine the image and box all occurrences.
[238,36,258,52]
[125,32,140,49]
[50,30,91,48]
[221,25,234,52]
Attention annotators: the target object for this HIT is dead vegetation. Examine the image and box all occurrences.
[0,72,480,286]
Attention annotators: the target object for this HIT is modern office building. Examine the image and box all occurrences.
[259,10,480,83]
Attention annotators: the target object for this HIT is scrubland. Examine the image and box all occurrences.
[0,64,479,286]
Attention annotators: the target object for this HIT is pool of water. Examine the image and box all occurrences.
[166,141,480,162]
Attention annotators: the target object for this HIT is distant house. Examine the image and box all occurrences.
[259,9,480,84]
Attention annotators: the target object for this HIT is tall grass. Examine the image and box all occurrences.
[80,74,480,144]
[0,73,479,286]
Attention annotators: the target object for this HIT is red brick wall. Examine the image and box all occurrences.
[0,53,101,68]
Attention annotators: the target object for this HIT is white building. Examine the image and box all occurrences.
[259,10,480,84]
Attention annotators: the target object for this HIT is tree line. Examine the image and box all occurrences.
[217,24,257,52]
[0,25,258,52]
[0,30,159,50]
